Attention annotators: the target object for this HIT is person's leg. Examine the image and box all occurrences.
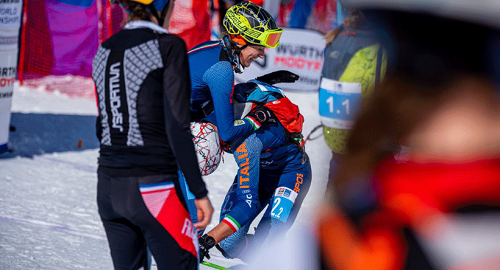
[101,218,149,270]
[254,150,312,246]
[137,175,199,270]
[326,151,342,191]
[103,173,198,270]
[97,168,149,270]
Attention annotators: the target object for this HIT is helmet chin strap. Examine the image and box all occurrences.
[220,36,246,74]
[234,43,246,74]
[235,54,245,74]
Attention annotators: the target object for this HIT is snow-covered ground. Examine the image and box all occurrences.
[0,81,331,269]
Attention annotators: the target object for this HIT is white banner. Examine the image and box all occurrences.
[0,48,17,151]
[235,27,325,92]
[0,0,22,31]
[0,0,22,152]
[0,0,22,52]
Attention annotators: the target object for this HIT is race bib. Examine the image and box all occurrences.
[270,187,298,223]
[319,77,362,129]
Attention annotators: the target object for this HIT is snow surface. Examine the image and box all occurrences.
[0,82,331,269]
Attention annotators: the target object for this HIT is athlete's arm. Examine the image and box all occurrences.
[206,222,234,243]
[160,35,208,199]
[204,61,260,141]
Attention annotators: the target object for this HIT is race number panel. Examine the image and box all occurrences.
[270,187,298,223]
[319,77,362,129]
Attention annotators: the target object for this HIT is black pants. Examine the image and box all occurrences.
[97,167,198,270]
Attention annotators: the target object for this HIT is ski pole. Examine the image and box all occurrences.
[300,124,324,147]
[201,261,231,270]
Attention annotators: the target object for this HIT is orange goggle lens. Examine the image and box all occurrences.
[264,32,282,48]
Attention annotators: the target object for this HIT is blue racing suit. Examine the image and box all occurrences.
[186,40,311,258]
[187,39,287,221]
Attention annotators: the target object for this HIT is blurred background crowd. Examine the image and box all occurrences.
[17,0,339,87]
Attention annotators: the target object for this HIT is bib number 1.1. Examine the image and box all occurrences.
[319,77,362,129]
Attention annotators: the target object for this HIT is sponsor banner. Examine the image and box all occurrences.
[0,49,16,151]
[235,27,325,92]
[0,0,22,31]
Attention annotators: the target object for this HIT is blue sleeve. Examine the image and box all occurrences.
[203,61,258,142]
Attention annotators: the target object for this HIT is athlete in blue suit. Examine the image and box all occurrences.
[187,1,312,261]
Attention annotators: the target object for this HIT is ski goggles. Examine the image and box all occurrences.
[225,9,283,48]
[242,27,283,48]
[258,29,283,49]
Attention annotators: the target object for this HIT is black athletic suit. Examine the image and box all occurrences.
[92,21,206,270]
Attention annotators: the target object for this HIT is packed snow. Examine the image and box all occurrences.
[0,81,331,269]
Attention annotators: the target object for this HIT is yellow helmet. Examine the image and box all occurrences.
[223,1,283,49]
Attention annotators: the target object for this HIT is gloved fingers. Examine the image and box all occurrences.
[255,70,300,84]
